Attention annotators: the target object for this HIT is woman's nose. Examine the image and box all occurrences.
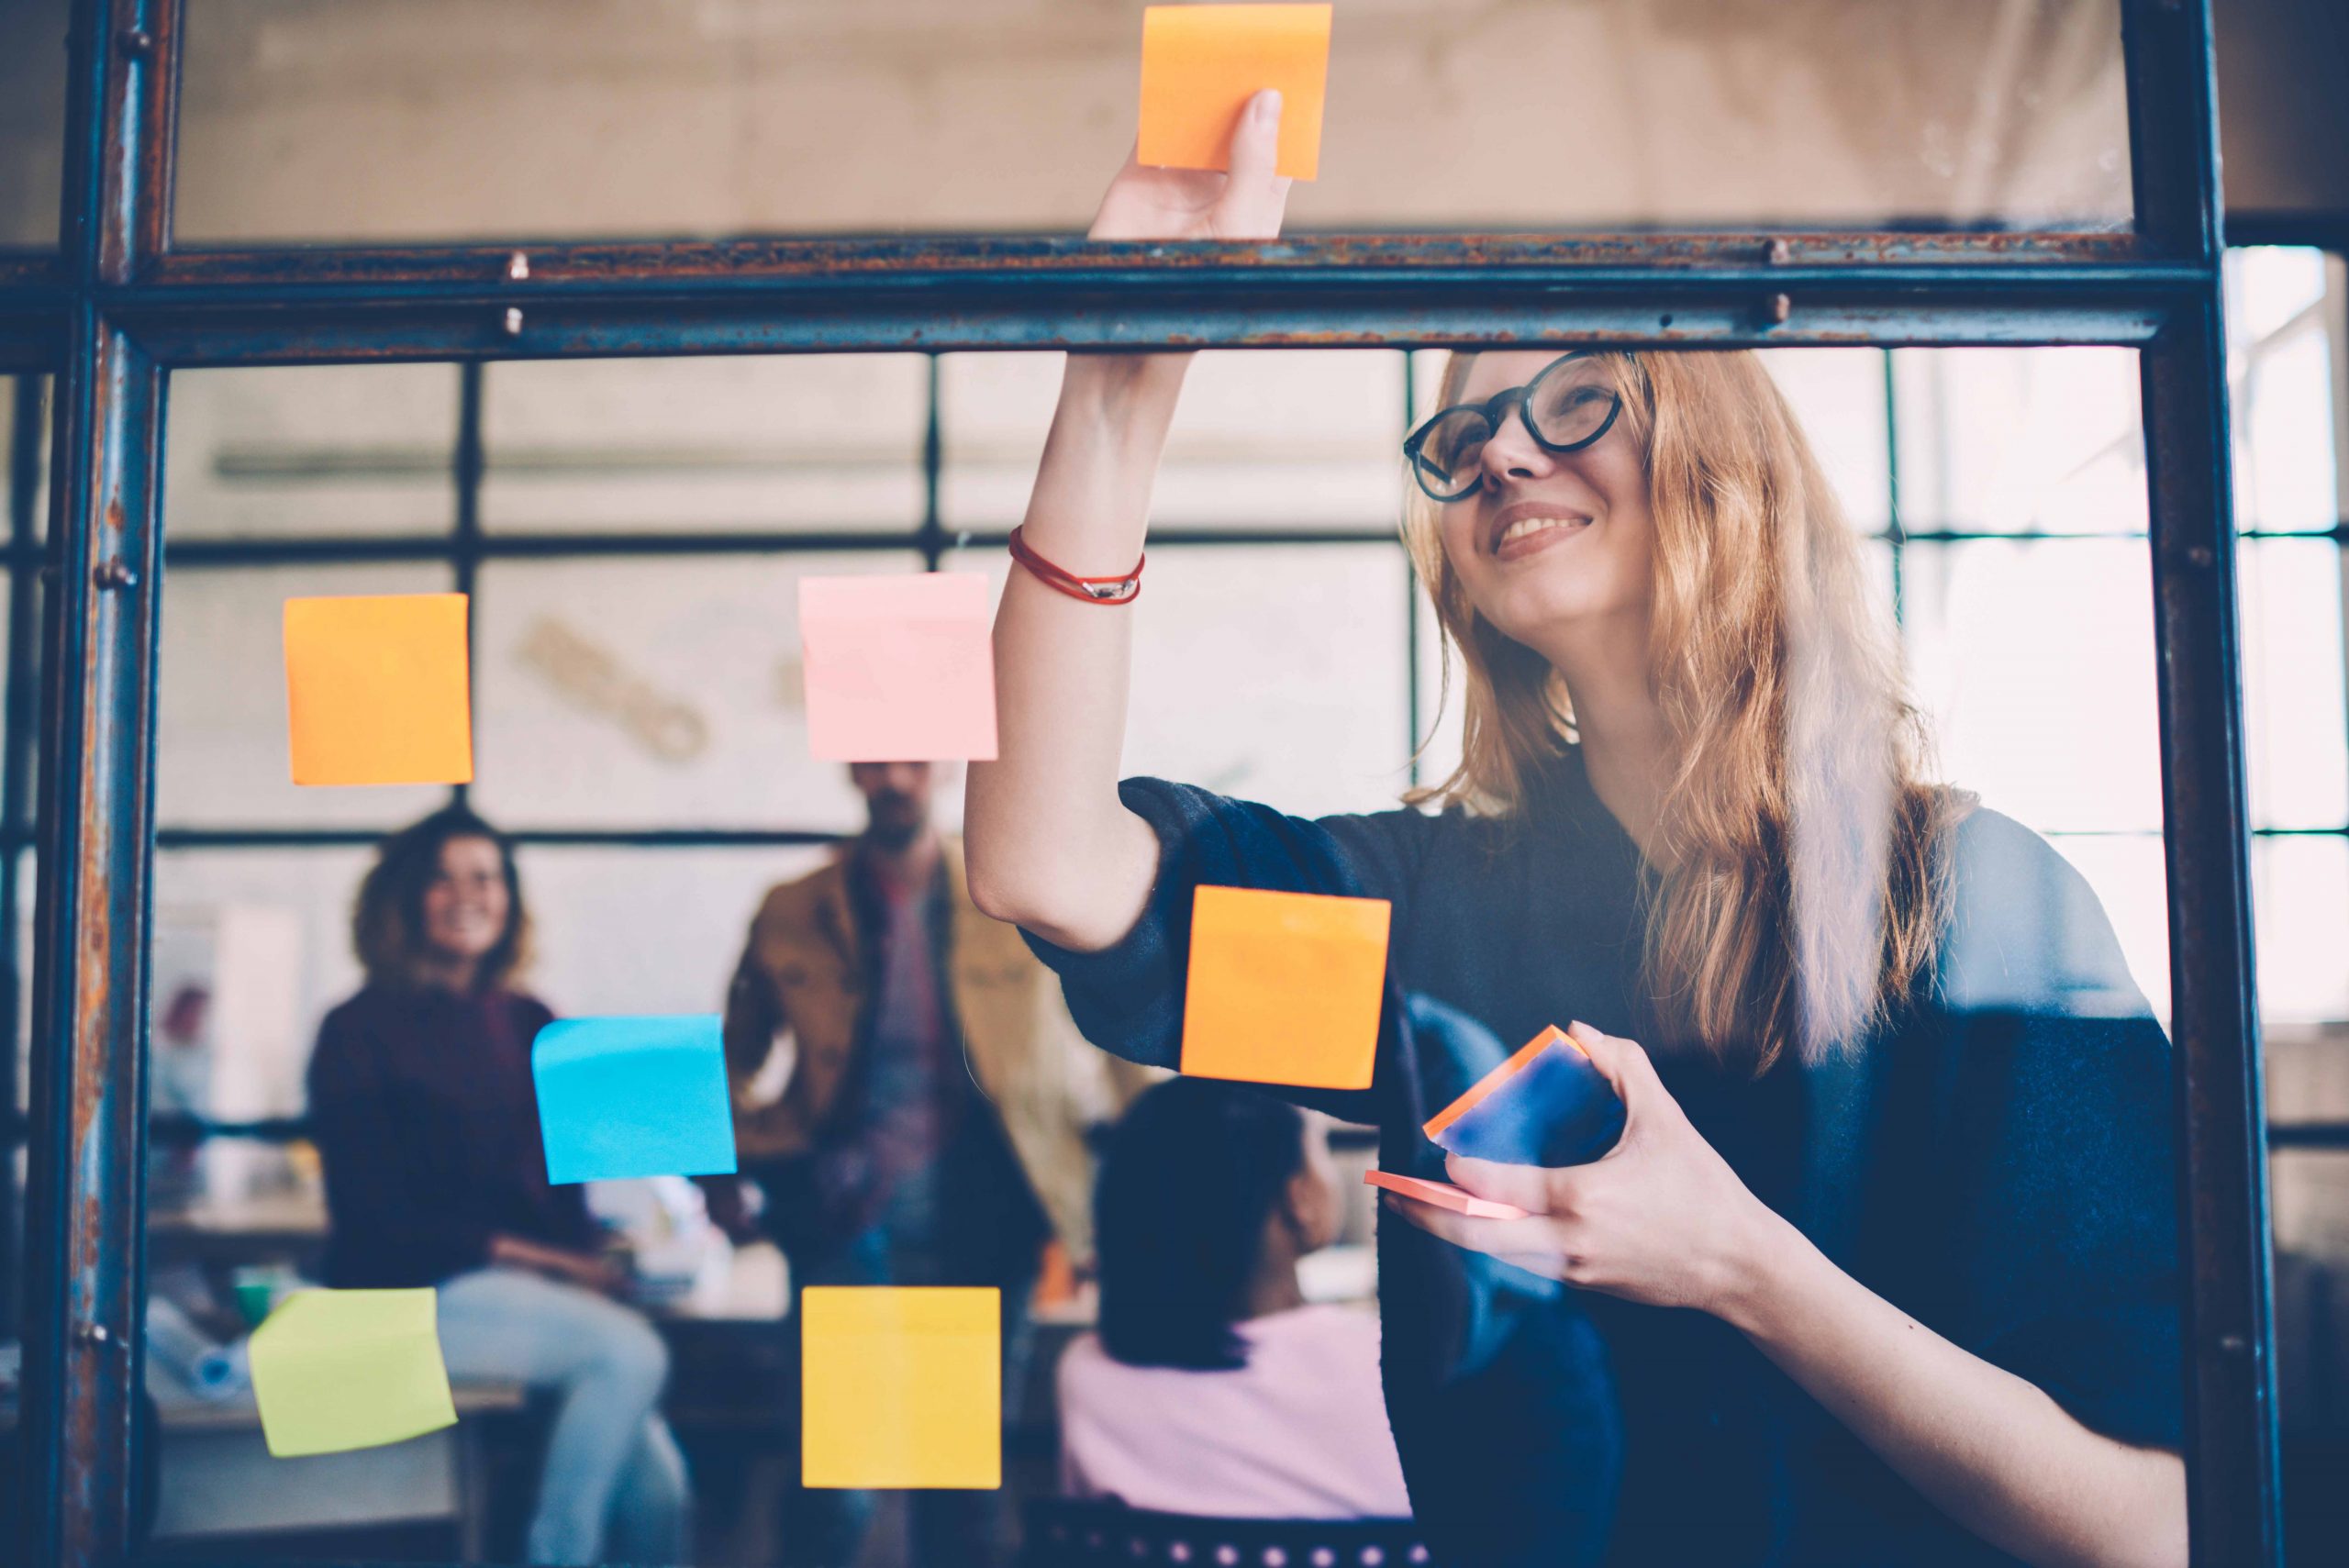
[1478,406,1555,483]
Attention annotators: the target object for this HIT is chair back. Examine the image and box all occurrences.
[1023,1496,1432,1568]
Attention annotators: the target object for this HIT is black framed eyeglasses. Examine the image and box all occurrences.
[1401,350,1627,503]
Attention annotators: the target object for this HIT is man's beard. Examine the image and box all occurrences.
[865,799,924,851]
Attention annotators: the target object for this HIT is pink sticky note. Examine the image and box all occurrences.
[1364,1169,1531,1220]
[799,573,998,762]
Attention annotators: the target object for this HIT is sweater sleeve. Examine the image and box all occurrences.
[1929,809,2185,1450]
[1019,777,1435,1124]
[306,1005,496,1285]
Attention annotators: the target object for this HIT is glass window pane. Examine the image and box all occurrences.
[2253,835,2349,1027]
[150,847,378,1119]
[1761,350,1895,532]
[947,538,1412,818]
[4,373,52,540]
[1899,538,2165,833]
[175,0,2132,245]
[6,845,28,1344]
[0,0,66,250]
[1890,348,2146,535]
[941,350,1406,533]
[2231,245,2333,343]
[2240,539,2349,832]
[482,356,930,535]
[1130,543,1411,816]
[165,365,462,539]
[122,344,2233,1561]
[2227,249,2344,538]
[157,562,458,828]
[470,553,919,832]
[514,845,833,1018]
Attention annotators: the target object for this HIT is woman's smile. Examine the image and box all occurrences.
[1488,498,1597,562]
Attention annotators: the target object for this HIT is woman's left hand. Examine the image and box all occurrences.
[1386,1020,1789,1318]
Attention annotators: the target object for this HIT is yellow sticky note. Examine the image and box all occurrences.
[284,594,473,786]
[1139,4,1332,181]
[248,1288,458,1458]
[802,1286,1000,1490]
[1180,884,1390,1090]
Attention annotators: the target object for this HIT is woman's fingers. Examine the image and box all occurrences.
[1445,1152,1559,1214]
[1214,89,1294,239]
[1382,1192,1559,1273]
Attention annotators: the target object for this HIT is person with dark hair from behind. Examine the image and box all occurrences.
[1058,1078,1410,1518]
[306,806,690,1567]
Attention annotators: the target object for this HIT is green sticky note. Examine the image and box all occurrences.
[248,1288,458,1458]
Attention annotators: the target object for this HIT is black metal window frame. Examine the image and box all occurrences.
[0,1,2284,1564]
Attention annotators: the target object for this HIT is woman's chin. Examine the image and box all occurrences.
[1486,588,1618,650]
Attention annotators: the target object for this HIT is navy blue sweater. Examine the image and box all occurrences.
[1023,749,2181,1567]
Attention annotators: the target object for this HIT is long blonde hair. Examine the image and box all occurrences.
[1405,350,1965,1073]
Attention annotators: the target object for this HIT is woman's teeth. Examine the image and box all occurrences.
[1496,516,1589,551]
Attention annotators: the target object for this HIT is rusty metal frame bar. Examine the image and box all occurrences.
[2123,0,2285,1557]
[6,1,2287,1566]
[19,3,171,1567]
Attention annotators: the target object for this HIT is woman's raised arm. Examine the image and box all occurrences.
[965,91,1291,951]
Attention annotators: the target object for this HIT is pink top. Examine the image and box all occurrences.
[1056,1304,1413,1519]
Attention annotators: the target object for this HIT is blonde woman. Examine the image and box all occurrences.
[969,94,2186,1568]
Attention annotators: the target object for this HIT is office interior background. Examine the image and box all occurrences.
[4,0,2348,1564]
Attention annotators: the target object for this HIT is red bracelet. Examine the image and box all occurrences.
[1008,525,1144,606]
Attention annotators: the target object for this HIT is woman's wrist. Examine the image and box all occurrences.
[1708,1200,1819,1339]
[1019,354,1188,575]
[1059,351,1191,450]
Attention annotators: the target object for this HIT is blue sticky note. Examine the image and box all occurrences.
[532,1016,739,1184]
[1423,1025,1623,1168]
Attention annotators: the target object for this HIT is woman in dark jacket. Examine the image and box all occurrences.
[307,806,688,1567]
[963,94,2185,1568]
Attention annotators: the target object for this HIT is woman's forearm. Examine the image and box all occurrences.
[1720,1216,2187,1568]
[964,354,1185,951]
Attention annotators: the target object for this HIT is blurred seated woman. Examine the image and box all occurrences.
[306,806,690,1567]
[1059,1078,1410,1518]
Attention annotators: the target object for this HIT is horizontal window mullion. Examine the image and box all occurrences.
[137,229,2174,291]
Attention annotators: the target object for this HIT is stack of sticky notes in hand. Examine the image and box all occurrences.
[1363,1169,1531,1220]
[248,1288,458,1458]
[798,573,997,762]
[1179,884,1390,1090]
[531,1016,739,1185]
[1423,1024,1625,1167]
[803,1286,1001,1490]
[1139,4,1333,180]
[283,594,473,787]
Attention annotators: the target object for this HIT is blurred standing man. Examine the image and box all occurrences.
[711,762,1141,1567]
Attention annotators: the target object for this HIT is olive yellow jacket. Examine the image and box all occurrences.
[719,837,1152,1265]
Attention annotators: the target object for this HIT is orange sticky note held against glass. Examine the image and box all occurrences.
[1139,4,1332,181]
[802,1286,1000,1490]
[284,594,473,786]
[1364,1169,1531,1221]
[799,573,998,763]
[1180,884,1389,1090]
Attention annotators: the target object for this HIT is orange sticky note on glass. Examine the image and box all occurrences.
[1180,884,1389,1089]
[284,594,473,786]
[802,1286,1000,1490]
[799,574,998,763]
[1139,4,1332,182]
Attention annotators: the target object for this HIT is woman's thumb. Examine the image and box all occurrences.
[1227,89,1284,183]
[1566,1019,1653,1102]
